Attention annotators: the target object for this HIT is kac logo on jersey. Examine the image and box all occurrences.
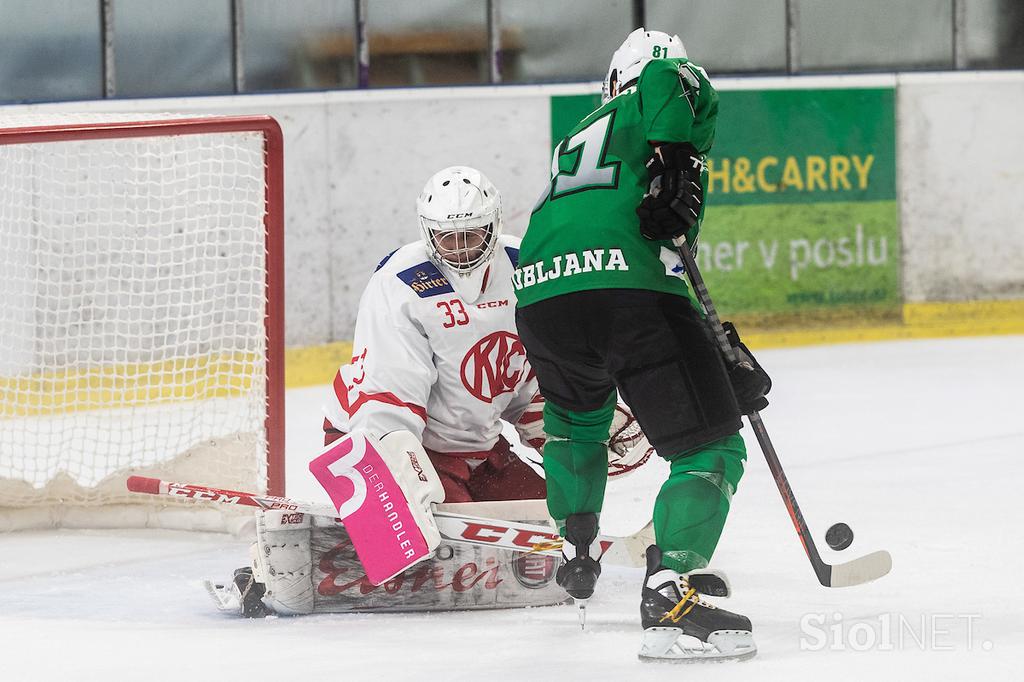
[460,331,527,403]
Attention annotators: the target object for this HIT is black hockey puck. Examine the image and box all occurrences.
[825,522,854,551]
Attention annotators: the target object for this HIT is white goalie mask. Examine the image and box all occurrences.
[416,166,502,303]
[602,27,687,104]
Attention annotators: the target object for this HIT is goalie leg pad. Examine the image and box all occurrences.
[310,516,568,613]
[253,509,315,615]
[236,512,568,615]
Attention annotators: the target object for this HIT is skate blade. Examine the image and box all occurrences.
[574,598,589,630]
[203,579,241,613]
[638,627,757,663]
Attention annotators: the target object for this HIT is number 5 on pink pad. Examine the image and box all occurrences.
[309,433,434,585]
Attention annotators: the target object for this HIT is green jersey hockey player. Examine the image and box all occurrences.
[515,47,715,307]
[515,28,769,662]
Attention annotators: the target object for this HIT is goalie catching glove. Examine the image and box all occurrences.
[636,142,705,241]
[607,403,655,476]
[518,399,654,478]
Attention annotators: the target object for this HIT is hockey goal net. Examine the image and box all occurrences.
[0,114,284,531]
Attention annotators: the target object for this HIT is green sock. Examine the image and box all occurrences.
[653,433,747,574]
[541,392,616,528]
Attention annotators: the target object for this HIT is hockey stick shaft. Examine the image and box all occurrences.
[671,236,890,587]
[126,476,652,568]
[127,475,337,515]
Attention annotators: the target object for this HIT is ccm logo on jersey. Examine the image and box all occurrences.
[476,299,508,309]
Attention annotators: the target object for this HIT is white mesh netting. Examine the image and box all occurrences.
[0,115,274,529]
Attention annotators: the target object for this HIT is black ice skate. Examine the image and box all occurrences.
[232,567,270,618]
[555,513,602,626]
[639,545,756,662]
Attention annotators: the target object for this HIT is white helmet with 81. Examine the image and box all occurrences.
[602,27,687,104]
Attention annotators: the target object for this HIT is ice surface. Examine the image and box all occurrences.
[1,336,1021,681]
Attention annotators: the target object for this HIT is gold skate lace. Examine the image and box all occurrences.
[659,580,714,624]
[529,540,563,553]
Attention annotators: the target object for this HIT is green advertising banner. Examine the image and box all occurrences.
[550,88,900,325]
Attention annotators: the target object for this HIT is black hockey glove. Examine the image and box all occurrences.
[721,321,772,413]
[636,142,704,241]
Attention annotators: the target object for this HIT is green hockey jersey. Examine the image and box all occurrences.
[514,57,718,307]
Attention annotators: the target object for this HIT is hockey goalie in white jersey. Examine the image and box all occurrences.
[218,166,651,617]
[324,167,548,502]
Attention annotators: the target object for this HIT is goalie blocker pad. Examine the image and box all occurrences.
[253,509,568,614]
[309,430,444,585]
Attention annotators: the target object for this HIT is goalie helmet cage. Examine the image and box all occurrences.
[0,114,284,532]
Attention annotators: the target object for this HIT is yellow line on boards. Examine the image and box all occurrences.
[284,301,1024,387]
[1,353,262,418]
[284,341,353,389]
[745,300,1024,350]
[6,302,1015,404]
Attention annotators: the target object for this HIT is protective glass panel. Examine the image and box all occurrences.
[965,0,1024,69]
[797,0,953,72]
[114,0,233,97]
[0,0,102,103]
[501,0,633,83]
[242,0,357,91]
[367,0,488,87]
[647,0,787,74]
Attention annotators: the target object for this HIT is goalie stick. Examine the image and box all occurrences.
[126,475,653,568]
[671,236,892,588]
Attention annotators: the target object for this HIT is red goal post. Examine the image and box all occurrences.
[0,114,284,530]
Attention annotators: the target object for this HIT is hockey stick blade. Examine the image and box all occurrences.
[603,519,655,568]
[126,476,651,568]
[826,550,892,588]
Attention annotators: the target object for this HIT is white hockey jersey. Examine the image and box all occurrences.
[324,235,538,455]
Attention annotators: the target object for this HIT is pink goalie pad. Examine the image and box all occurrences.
[309,433,432,585]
